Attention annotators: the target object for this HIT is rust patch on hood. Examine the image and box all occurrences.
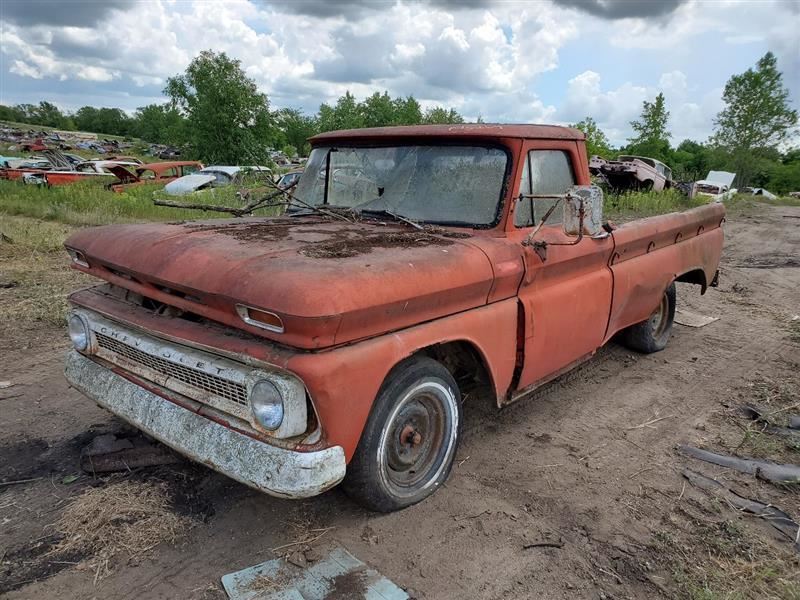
[300,231,455,259]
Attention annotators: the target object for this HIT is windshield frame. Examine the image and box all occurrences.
[299,141,513,229]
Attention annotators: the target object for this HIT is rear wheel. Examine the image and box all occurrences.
[343,356,462,512]
[620,282,676,353]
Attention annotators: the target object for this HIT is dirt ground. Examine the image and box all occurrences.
[1,202,799,599]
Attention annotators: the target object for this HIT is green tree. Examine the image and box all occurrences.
[422,106,464,124]
[32,101,66,128]
[132,104,185,144]
[571,117,613,159]
[164,50,277,164]
[273,108,317,156]
[670,139,711,181]
[626,92,671,163]
[317,91,365,132]
[0,104,27,123]
[393,96,422,125]
[712,52,798,187]
[362,91,395,128]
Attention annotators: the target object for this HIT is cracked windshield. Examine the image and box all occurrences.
[293,145,508,225]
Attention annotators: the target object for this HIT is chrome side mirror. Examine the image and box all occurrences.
[563,185,604,237]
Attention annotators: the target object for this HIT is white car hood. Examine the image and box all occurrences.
[164,174,218,196]
[703,171,736,188]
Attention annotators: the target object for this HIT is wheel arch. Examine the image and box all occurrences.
[675,267,708,294]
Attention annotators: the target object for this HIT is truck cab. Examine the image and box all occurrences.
[64,124,724,511]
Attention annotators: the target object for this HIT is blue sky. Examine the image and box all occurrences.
[1,0,797,146]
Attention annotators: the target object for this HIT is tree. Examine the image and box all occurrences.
[132,104,185,145]
[712,52,798,186]
[626,92,671,163]
[422,107,464,124]
[393,96,422,125]
[164,50,277,164]
[571,117,613,159]
[317,91,365,132]
[670,139,711,181]
[273,108,317,156]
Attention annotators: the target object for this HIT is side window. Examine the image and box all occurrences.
[183,165,200,176]
[514,150,575,227]
[160,168,178,178]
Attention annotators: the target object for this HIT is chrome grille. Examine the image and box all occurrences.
[96,332,248,406]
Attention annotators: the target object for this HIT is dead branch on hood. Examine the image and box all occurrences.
[154,187,289,217]
[152,178,355,223]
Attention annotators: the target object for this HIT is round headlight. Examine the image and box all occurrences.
[68,313,91,352]
[250,380,284,430]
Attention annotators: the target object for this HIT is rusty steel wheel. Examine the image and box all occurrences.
[648,292,671,339]
[342,356,462,512]
[621,282,676,354]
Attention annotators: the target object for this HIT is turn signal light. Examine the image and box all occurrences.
[235,304,284,333]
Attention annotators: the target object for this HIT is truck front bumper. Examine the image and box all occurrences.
[65,350,346,499]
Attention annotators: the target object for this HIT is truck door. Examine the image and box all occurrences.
[506,142,615,399]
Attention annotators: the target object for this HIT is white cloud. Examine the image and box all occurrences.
[558,69,724,146]
[9,59,42,79]
[0,0,796,149]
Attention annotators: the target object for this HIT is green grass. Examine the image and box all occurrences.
[604,189,707,221]
[604,190,800,222]
[0,179,283,226]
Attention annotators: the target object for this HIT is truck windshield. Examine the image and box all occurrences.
[293,145,508,226]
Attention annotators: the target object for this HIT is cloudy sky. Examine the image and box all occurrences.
[1,0,798,145]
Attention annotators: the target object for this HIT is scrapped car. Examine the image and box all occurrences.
[277,169,303,189]
[107,161,203,193]
[63,125,724,512]
[692,171,737,201]
[163,166,272,196]
[590,155,673,191]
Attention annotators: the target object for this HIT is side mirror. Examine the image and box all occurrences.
[563,185,604,237]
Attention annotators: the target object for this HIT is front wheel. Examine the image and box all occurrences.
[342,356,462,512]
[620,282,676,353]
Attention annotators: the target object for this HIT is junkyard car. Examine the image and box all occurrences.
[589,154,673,191]
[108,161,203,193]
[163,165,273,196]
[692,171,737,201]
[63,125,724,511]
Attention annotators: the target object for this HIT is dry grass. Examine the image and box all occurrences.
[657,517,800,600]
[0,216,87,350]
[52,479,193,570]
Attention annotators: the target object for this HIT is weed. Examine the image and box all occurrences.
[604,189,707,221]
[0,216,84,340]
[0,179,282,226]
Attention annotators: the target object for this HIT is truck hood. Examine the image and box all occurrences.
[65,216,498,349]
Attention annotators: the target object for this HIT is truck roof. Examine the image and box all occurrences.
[310,123,585,143]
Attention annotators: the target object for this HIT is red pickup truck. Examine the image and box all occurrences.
[63,125,724,512]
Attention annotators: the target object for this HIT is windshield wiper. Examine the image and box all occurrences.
[359,208,424,230]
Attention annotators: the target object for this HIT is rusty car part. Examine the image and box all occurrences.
[679,445,800,484]
[80,433,182,474]
[66,351,346,498]
[683,469,800,552]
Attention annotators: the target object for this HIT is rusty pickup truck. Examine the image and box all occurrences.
[63,125,724,512]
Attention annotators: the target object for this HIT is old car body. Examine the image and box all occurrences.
[108,161,203,193]
[25,160,141,186]
[589,154,673,191]
[692,171,737,201]
[163,166,272,196]
[63,124,724,510]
